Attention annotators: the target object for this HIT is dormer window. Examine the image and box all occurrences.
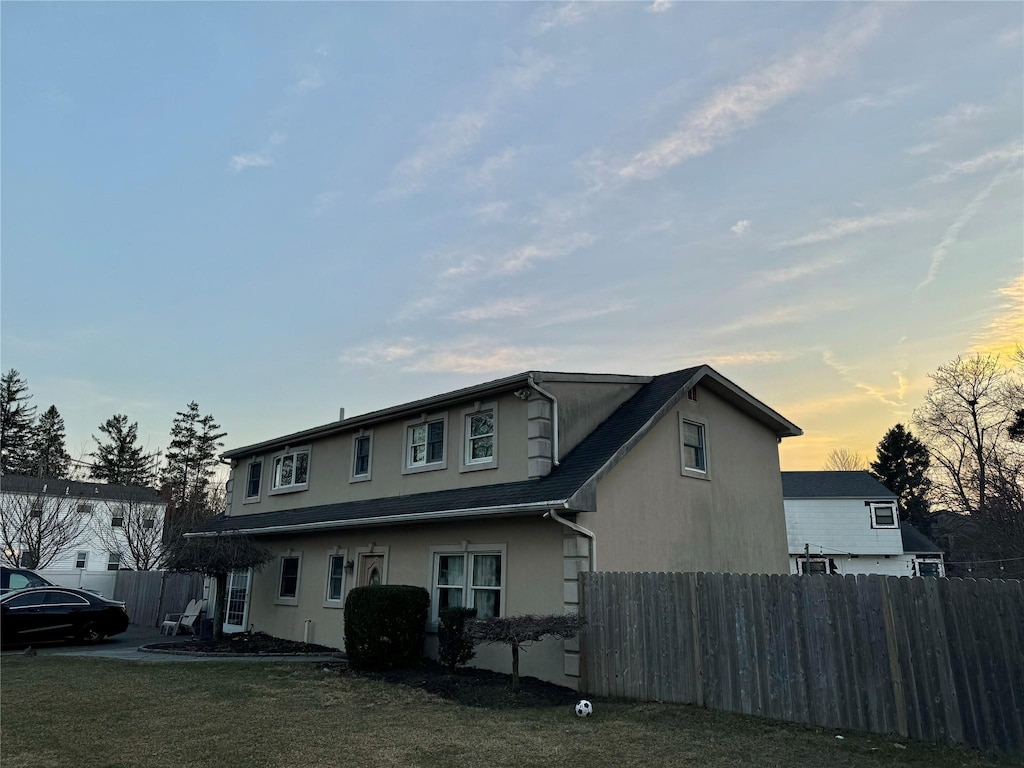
[869,502,897,529]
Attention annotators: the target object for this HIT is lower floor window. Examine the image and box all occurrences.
[75,552,88,569]
[916,558,942,577]
[326,555,345,602]
[433,551,502,622]
[279,556,300,599]
[107,553,121,571]
[798,556,835,575]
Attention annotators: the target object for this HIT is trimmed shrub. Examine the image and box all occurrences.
[344,585,430,670]
[438,606,477,670]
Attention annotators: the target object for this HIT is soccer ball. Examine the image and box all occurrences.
[575,699,593,717]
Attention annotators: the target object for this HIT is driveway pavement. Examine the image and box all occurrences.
[1,624,340,663]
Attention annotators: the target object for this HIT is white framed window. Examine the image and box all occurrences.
[143,515,156,530]
[111,511,124,527]
[75,551,88,569]
[915,557,943,577]
[107,552,121,571]
[461,403,497,472]
[869,502,898,529]
[351,432,373,482]
[798,557,834,575]
[403,413,448,474]
[679,415,708,477]
[77,503,93,515]
[276,553,302,605]
[30,500,43,518]
[270,447,310,494]
[244,460,263,502]
[429,544,506,624]
[323,550,348,608]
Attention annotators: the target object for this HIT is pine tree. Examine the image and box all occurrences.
[0,369,38,474]
[91,414,158,486]
[870,423,931,525]
[161,402,226,538]
[30,405,71,478]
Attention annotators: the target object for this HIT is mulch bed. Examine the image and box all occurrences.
[344,659,580,710]
[146,631,338,655]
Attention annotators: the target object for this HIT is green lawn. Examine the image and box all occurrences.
[0,656,1010,768]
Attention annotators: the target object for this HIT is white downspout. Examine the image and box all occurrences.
[544,509,596,571]
[527,373,560,467]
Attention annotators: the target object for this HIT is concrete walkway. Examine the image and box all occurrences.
[2,625,342,664]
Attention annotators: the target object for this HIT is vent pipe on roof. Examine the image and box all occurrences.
[339,408,345,421]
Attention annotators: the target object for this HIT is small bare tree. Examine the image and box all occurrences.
[91,486,166,571]
[822,447,868,472]
[467,614,584,691]
[0,485,92,569]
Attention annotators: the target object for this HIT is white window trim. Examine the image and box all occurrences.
[350,430,374,483]
[74,551,89,569]
[275,551,302,606]
[914,556,944,577]
[269,446,311,495]
[428,542,507,626]
[111,512,124,527]
[107,552,121,571]
[402,412,448,475]
[244,459,263,504]
[679,414,710,480]
[460,402,498,473]
[869,502,899,529]
[323,548,349,608]
[797,556,833,575]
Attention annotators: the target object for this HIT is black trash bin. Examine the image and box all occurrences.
[198,618,215,642]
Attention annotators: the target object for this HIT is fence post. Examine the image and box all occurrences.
[154,571,168,629]
[881,577,909,739]
[689,572,705,707]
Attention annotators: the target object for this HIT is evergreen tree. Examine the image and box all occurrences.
[870,423,931,525]
[0,369,38,474]
[161,402,226,538]
[30,405,71,478]
[91,414,158,486]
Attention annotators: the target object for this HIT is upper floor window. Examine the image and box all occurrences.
[111,511,124,527]
[464,408,495,468]
[681,418,707,474]
[245,460,263,501]
[351,434,372,482]
[271,448,310,493]
[404,414,448,474]
[143,515,156,530]
[30,501,43,518]
[77,503,93,515]
[869,502,897,529]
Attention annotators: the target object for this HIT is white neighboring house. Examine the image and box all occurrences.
[782,471,945,578]
[0,474,167,595]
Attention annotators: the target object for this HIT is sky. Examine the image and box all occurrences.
[2,1,1022,472]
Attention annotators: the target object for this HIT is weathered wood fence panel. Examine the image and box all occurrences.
[113,571,205,628]
[580,572,1024,754]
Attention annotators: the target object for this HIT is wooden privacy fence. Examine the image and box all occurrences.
[113,571,205,628]
[579,572,1024,754]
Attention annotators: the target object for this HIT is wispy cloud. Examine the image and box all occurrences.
[926,140,1024,183]
[772,209,923,249]
[730,220,751,236]
[997,28,1024,46]
[618,6,885,180]
[906,141,942,156]
[648,0,672,13]
[755,255,845,284]
[292,67,324,94]
[844,84,915,113]
[450,297,539,322]
[916,165,1020,297]
[705,350,797,366]
[932,102,991,129]
[340,336,560,374]
[822,351,907,408]
[532,2,598,35]
[338,338,420,367]
[473,201,509,222]
[710,298,855,336]
[442,231,596,278]
[229,153,273,172]
[970,275,1024,358]
[466,147,521,188]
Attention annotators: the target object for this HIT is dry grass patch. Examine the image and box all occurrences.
[0,656,1010,768]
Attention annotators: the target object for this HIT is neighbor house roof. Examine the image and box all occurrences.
[192,365,801,537]
[900,522,943,555]
[781,471,896,500]
[0,474,163,504]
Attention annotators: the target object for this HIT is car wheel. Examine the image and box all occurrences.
[78,622,104,644]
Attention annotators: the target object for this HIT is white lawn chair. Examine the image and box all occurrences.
[160,599,205,636]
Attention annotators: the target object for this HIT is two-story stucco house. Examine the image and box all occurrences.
[782,471,945,578]
[191,366,801,687]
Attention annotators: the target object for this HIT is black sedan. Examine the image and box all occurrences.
[1,587,130,646]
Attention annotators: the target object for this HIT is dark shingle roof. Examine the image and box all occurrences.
[195,367,706,535]
[900,522,943,554]
[0,474,162,504]
[781,471,896,500]
[195,366,800,537]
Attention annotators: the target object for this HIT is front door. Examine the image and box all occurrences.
[357,554,385,587]
[223,570,251,633]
